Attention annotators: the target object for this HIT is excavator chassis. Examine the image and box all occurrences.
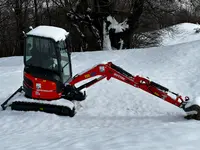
[1,87,76,117]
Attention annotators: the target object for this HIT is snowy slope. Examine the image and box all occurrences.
[161,23,200,46]
[1,24,200,150]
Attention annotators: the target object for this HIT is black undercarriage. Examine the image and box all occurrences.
[1,86,79,117]
[10,101,75,117]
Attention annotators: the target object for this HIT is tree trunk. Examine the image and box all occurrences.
[34,0,39,26]
[46,0,52,25]
[127,0,145,48]
[15,0,24,56]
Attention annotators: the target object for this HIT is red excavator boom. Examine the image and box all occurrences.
[69,62,186,108]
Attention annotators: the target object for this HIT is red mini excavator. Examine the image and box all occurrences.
[1,25,200,119]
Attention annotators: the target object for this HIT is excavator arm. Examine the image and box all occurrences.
[66,62,200,120]
[67,62,187,108]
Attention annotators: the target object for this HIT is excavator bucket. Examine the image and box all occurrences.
[182,98,200,120]
[184,105,200,120]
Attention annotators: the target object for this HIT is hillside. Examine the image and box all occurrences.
[1,23,200,150]
[161,23,200,46]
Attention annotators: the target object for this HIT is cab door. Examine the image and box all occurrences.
[57,40,72,83]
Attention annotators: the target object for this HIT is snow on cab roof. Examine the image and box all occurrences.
[27,25,69,42]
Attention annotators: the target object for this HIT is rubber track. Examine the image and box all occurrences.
[10,101,75,117]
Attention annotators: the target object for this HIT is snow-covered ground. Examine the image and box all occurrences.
[1,23,200,150]
[161,23,200,46]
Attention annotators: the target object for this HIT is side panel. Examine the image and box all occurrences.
[23,67,63,100]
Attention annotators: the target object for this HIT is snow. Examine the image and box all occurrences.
[27,25,69,42]
[103,16,129,50]
[185,97,200,111]
[106,16,129,33]
[1,23,200,149]
[10,95,75,110]
[161,23,200,46]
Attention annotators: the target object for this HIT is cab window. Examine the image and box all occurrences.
[58,40,71,82]
[25,36,58,72]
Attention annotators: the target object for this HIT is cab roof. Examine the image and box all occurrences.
[26,25,69,42]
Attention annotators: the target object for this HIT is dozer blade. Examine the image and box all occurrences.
[10,101,76,117]
[1,86,23,110]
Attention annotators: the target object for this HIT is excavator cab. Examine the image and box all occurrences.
[23,26,72,100]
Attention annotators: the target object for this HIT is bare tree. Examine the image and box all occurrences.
[34,0,39,26]
[0,0,198,57]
